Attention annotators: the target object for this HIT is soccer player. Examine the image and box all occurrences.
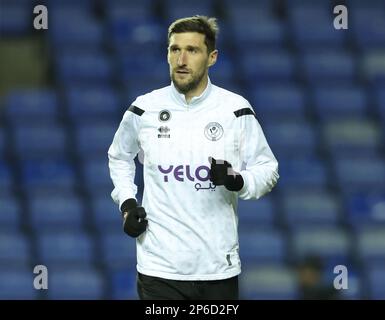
[108,16,279,300]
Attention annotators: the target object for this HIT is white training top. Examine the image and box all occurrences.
[108,78,279,281]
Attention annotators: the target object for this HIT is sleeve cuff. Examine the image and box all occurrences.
[238,170,252,199]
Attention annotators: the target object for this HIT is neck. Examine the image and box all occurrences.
[184,74,208,103]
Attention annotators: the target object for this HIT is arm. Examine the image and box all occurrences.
[237,106,279,200]
[108,106,141,210]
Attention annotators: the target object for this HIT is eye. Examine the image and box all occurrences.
[188,48,197,53]
[171,47,180,53]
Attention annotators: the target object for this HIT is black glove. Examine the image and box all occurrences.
[120,198,148,238]
[208,157,244,192]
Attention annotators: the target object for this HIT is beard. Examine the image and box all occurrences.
[171,67,206,94]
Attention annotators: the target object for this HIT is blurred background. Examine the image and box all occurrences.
[1,0,385,300]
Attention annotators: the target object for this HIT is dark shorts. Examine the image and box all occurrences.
[137,272,239,300]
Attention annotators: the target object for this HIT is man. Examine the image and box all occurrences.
[108,16,279,300]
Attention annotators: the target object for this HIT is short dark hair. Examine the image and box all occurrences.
[168,15,219,53]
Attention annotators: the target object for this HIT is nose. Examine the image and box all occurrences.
[177,51,187,66]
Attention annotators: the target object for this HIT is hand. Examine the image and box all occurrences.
[208,157,244,192]
[121,199,148,238]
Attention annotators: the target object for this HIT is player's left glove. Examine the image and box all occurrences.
[208,157,244,192]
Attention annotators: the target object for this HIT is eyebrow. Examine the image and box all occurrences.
[169,44,201,51]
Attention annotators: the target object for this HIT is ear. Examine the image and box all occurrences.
[208,49,218,67]
[167,48,171,64]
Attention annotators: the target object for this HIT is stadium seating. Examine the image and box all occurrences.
[47,266,105,299]
[282,190,341,228]
[240,264,299,299]
[239,228,286,264]
[0,231,31,267]
[238,196,276,228]
[367,264,385,299]
[0,268,38,299]
[290,227,352,265]
[28,192,85,230]
[4,89,59,124]
[36,231,95,266]
[0,193,21,230]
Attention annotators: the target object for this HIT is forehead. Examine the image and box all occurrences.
[169,32,206,48]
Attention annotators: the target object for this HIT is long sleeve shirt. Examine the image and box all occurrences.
[108,78,279,280]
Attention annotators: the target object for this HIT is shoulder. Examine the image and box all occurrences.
[129,85,171,113]
[212,85,254,115]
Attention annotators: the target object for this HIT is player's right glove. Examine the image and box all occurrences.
[120,198,148,238]
[208,157,244,192]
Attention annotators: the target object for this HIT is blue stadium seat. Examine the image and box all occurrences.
[0,1,30,35]
[238,196,276,228]
[66,85,120,122]
[47,267,105,299]
[0,193,21,230]
[301,50,355,84]
[323,120,381,156]
[120,54,169,84]
[291,227,352,264]
[37,231,95,266]
[0,232,30,266]
[21,158,76,191]
[239,228,286,263]
[375,85,385,121]
[240,264,298,299]
[346,194,385,228]
[209,54,235,84]
[164,1,214,23]
[49,13,104,49]
[4,89,58,124]
[91,193,121,230]
[100,230,137,271]
[264,121,317,159]
[367,264,385,299]
[109,19,164,54]
[361,50,385,83]
[356,226,385,263]
[105,0,155,23]
[0,128,6,156]
[240,50,295,82]
[81,157,113,191]
[250,85,305,120]
[111,268,138,299]
[285,0,332,9]
[125,77,171,104]
[28,192,85,230]
[46,0,93,10]
[289,8,346,48]
[351,8,385,49]
[0,161,13,190]
[55,51,114,85]
[277,157,329,190]
[0,268,38,299]
[232,19,286,49]
[225,0,276,23]
[210,78,245,97]
[282,191,341,227]
[12,124,68,158]
[334,156,385,194]
[75,122,117,157]
[313,86,368,120]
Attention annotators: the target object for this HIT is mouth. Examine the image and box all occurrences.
[176,69,190,74]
